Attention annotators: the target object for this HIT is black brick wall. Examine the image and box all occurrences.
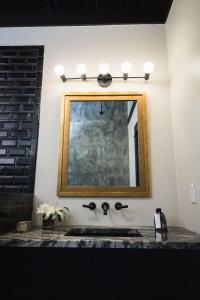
[0,46,44,194]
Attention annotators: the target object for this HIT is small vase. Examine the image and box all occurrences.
[42,216,55,230]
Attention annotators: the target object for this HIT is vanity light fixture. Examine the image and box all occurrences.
[54,61,154,87]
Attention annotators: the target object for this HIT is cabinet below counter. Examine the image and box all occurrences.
[1,227,200,298]
[0,226,200,249]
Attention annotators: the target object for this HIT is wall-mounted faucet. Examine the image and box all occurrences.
[115,202,128,210]
[101,202,110,215]
[82,202,96,211]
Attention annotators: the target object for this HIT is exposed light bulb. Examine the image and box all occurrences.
[76,64,87,75]
[121,61,132,74]
[143,62,155,74]
[54,64,65,76]
[99,63,110,75]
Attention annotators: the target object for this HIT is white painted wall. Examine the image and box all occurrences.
[0,25,179,227]
[166,0,200,233]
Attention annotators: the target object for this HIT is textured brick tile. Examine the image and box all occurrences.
[0,158,15,165]
[16,65,32,71]
[19,50,37,57]
[23,105,34,111]
[16,157,30,165]
[4,105,20,112]
[7,73,25,79]
[0,166,5,174]
[21,122,34,129]
[3,122,19,129]
[9,148,26,156]
[0,176,13,184]
[0,113,10,120]
[10,58,26,64]
[0,131,8,137]
[19,139,31,146]
[0,57,9,64]
[2,50,17,56]
[0,96,12,103]
[1,140,17,146]
[5,166,25,175]
[15,176,28,185]
[0,149,6,155]
[25,73,37,79]
[12,113,28,120]
[0,65,15,71]
[0,186,24,193]
[11,130,28,138]
[13,96,31,103]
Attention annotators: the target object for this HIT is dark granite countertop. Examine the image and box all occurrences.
[0,226,200,249]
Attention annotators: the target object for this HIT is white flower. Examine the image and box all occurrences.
[37,204,52,215]
[36,203,69,222]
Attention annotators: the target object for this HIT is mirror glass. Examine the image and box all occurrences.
[67,101,139,187]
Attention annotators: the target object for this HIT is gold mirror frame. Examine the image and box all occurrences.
[57,92,150,197]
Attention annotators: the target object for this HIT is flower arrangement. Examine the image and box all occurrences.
[37,203,69,222]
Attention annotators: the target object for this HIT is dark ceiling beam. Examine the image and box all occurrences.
[51,0,60,14]
[0,0,173,27]
[0,11,171,27]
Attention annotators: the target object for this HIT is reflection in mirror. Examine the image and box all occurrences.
[67,100,139,187]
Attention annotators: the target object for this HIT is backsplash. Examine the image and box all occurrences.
[0,192,33,233]
[0,46,44,232]
[0,46,44,193]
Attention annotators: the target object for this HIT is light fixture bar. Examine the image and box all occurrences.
[60,75,150,82]
[60,76,97,81]
[112,75,149,80]
[55,62,154,87]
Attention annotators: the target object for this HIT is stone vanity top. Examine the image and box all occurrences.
[0,226,200,249]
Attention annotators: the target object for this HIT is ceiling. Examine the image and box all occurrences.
[0,0,173,27]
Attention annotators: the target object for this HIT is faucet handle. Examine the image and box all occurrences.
[82,202,96,210]
[115,202,128,210]
[102,202,110,215]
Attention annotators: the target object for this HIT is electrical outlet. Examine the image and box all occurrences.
[190,183,198,204]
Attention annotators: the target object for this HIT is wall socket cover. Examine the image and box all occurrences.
[190,183,198,204]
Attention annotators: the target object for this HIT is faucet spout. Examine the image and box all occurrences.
[102,202,109,215]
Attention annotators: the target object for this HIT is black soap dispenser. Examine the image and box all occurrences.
[154,208,168,232]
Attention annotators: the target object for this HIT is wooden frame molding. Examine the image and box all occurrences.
[57,92,150,197]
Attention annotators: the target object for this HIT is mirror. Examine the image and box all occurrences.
[57,92,150,197]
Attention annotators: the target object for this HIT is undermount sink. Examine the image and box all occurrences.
[65,227,143,237]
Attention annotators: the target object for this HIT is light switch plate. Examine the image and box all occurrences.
[190,183,198,204]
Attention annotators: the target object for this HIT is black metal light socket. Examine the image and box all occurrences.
[60,74,67,82]
[144,73,150,80]
[123,73,128,80]
[81,74,87,81]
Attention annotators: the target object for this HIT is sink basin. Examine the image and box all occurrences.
[65,227,143,237]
